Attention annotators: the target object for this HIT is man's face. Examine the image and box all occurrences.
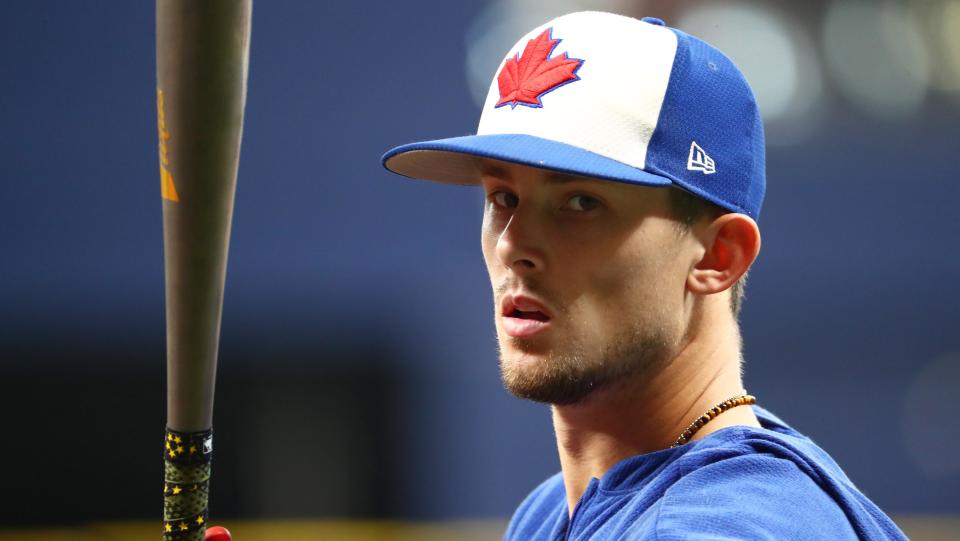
[480,161,695,405]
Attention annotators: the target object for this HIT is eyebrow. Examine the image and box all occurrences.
[545,171,586,184]
[479,166,588,185]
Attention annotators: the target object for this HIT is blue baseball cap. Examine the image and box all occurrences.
[382,11,766,219]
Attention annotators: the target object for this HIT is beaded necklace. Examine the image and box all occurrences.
[672,393,757,448]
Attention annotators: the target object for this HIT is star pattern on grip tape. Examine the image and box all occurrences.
[172,486,182,495]
[164,524,172,533]
[196,515,205,525]
[179,522,189,531]
[165,429,212,466]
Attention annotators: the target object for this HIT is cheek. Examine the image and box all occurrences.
[570,232,648,293]
[574,242,681,325]
[480,220,502,280]
[551,240,635,328]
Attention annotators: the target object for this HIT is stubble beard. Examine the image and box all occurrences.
[498,318,678,406]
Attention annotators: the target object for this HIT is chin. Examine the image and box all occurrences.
[500,367,601,406]
[504,334,551,353]
[497,342,604,406]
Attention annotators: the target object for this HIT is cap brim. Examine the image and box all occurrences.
[381,134,673,188]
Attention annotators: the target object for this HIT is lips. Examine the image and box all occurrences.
[500,294,552,337]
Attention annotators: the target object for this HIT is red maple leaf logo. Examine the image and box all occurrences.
[496,28,584,109]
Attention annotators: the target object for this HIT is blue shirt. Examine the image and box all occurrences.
[504,406,906,540]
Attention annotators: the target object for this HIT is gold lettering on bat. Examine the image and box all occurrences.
[156,88,180,202]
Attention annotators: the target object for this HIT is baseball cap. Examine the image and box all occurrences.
[381,11,766,219]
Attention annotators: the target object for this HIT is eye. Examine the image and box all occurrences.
[565,194,601,212]
[490,191,519,209]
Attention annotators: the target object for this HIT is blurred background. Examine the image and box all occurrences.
[1,0,958,539]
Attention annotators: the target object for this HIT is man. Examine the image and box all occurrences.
[382,11,906,540]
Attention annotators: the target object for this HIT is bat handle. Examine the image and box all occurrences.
[162,428,213,540]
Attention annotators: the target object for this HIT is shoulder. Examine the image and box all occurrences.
[503,473,566,541]
[649,452,860,540]
[629,414,906,541]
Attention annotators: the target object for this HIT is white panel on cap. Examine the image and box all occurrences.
[477,12,678,170]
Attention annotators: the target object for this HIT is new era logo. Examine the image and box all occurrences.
[687,141,716,175]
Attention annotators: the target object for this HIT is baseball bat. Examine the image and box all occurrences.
[156,1,252,539]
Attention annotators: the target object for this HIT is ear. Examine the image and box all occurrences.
[687,213,761,295]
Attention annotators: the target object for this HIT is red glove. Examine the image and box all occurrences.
[205,526,232,541]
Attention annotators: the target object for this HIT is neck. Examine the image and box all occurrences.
[551,307,759,516]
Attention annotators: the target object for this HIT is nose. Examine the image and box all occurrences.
[495,204,546,273]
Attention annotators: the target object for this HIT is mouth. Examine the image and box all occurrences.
[500,294,552,337]
[507,308,550,321]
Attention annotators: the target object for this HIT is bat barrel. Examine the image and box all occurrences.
[158,0,252,432]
